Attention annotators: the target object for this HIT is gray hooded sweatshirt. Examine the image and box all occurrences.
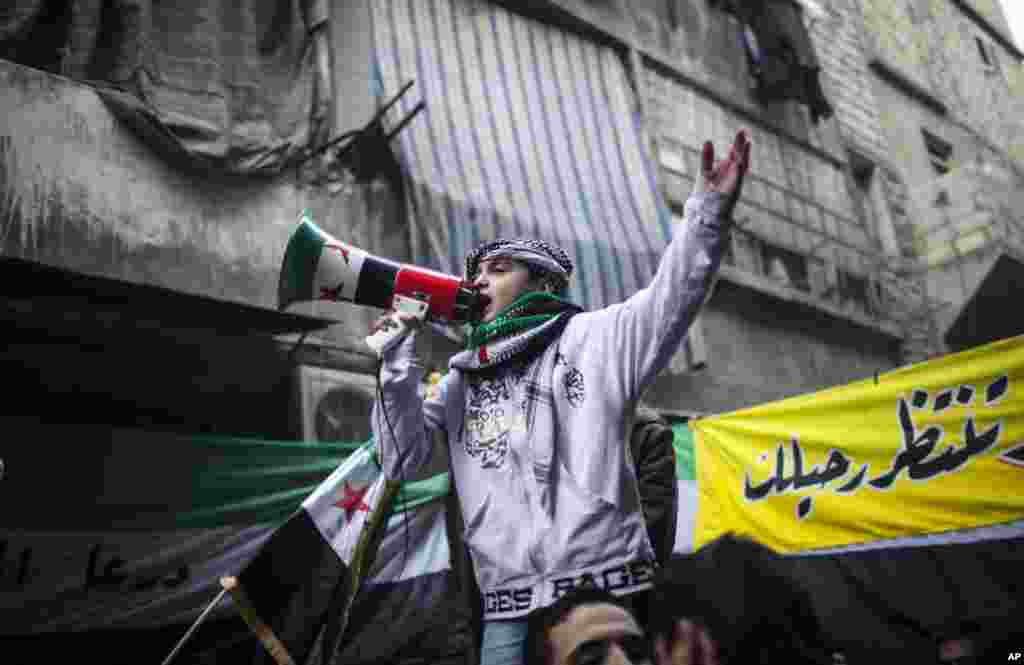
[372,191,728,620]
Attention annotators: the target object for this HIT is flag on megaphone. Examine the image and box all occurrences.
[278,209,400,312]
[278,210,484,323]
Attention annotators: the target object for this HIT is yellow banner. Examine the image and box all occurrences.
[693,335,1024,553]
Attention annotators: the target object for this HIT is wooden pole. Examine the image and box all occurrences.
[219,576,297,665]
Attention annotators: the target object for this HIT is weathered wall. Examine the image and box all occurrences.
[0,61,298,307]
[0,0,915,427]
[808,0,888,160]
[0,50,404,441]
[854,0,1024,350]
[631,1,901,413]
[920,0,1024,166]
[859,0,1024,180]
[647,281,901,414]
[629,0,846,156]
[0,56,408,355]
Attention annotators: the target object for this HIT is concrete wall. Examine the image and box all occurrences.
[0,42,403,440]
[646,280,901,415]
[807,0,888,159]
[629,0,902,413]
[0,61,297,308]
[854,0,1024,351]
[630,0,846,157]
[920,0,1024,164]
[0,53,410,355]
[858,0,1024,190]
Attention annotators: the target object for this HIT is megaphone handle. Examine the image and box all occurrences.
[365,312,410,357]
[365,295,428,357]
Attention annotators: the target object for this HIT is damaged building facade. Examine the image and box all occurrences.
[1,0,1023,661]
[3,0,982,439]
[849,0,1024,353]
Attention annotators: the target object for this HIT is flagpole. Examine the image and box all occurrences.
[219,576,297,665]
[159,586,228,665]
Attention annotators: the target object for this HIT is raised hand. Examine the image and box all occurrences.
[694,129,752,221]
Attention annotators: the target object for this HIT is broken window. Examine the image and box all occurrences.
[837,269,873,317]
[922,130,953,177]
[849,151,901,256]
[849,156,874,230]
[761,240,811,293]
[712,0,834,123]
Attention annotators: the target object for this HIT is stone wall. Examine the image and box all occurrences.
[630,2,903,412]
[0,56,409,354]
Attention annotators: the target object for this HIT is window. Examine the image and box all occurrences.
[922,130,953,176]
[850,154,875,228]
[848,152,901,256]
[761,241,811,293]
[837,270,873,317]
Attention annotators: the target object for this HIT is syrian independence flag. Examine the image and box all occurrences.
[226,444,460,665]
[0,419,462,664]
[0,420,358,638]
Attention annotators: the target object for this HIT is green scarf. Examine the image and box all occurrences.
[465,292,576,349]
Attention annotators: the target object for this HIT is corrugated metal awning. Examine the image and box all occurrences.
[370,0,672,312]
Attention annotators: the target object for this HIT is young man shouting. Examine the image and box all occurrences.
[371,130,751,665]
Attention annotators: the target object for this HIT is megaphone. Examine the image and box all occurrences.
[279,211,485,353]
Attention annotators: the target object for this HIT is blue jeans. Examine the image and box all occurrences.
[480,619,529,665]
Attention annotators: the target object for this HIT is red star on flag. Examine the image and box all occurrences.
[327,242,350,264]
[334,481,370,521]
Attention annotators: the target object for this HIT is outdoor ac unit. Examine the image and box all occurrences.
[293,364,378,443]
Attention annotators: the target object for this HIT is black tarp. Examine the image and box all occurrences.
[0,0,331,175]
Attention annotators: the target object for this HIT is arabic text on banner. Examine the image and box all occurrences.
[692,335,1024,553]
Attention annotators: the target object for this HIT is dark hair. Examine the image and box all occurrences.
[525,264,568,296]
[648,534,833,665]
[523,587,635,665]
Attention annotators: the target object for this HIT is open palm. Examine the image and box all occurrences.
[696,129,752,219]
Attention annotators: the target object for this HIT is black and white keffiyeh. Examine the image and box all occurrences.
[464,238,574,291]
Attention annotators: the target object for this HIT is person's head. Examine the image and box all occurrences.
[464,238,574,322]
[525,587,652,665]
[647,534,833,665]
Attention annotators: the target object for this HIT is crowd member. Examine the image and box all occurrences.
[647,534,834,665]
[523,587,653,665]
[631,404,679,568]
[370,131,751,665]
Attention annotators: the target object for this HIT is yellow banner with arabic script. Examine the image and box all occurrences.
[692,335,1024,554]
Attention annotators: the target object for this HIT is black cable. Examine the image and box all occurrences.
[375,357,413,584]
[284,333,414,662]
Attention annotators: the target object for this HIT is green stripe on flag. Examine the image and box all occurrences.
[672,423,696,481]
[278,209,325,309]
[174,484,317,528]
[179,435,367,528]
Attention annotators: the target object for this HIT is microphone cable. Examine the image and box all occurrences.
[374,351,414,585]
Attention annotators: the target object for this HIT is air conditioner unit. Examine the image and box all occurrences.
[293,365,378,443]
